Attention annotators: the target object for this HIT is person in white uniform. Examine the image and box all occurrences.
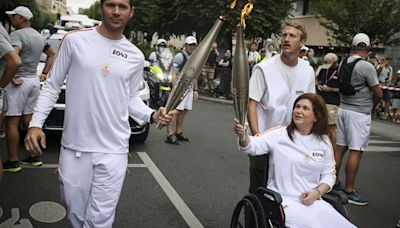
[24,0,174,227]
[247,20,315,193]
[234,93,356,228]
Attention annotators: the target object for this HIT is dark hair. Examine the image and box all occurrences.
[101,0,134,7]
[282,20,307,42]
[286,93,328,141]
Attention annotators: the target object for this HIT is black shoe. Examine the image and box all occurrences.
[165,135,180,145]
[175,132,190,142]
[3,160,22,173]
[20,156,43,167]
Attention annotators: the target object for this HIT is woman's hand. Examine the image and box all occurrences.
[233,119,247,135]
[300,190,320,205]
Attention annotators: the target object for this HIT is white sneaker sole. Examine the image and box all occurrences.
[347,199,368,206]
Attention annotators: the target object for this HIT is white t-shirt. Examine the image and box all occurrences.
[240,126,336,198]
[30,28,153,153]
[249,56,316,108]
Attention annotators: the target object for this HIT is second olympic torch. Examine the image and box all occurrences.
[157,16,225,128]
[232,25,249,143]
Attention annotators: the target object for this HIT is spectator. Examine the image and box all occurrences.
[24,0,174,226]
[256,48,267,63]
[299,45,309,60]
[391,72,400,124]
[165,36,199,145]
[265,43,276,58]
[3,6,55,173]
[247,41,260,75]
[247,20,315,194]
[376,57,393,120]
[0,23,22,180]
[367,51,379,68]
[316,53,340,153]
[334,33,382,205]
[307,48,319,70]
[201,41,219,90]
[235,93,356,228]
[218,49,232,99]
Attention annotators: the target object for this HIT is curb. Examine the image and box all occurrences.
[371,119,400,141]
[200,95,400,140]
[199,96,233,105]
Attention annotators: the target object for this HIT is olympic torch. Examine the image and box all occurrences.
[157,16,226,128]
[232,25,249,143]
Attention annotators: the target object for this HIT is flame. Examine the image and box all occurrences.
[230,0,254,28]
[230,0,238,9]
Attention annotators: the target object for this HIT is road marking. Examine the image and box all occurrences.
[367,146,400,152]
[137,152,204,228]
[21,164,147,169]
[29,201,65,223]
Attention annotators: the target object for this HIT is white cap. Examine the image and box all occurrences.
[300,45,309,52]
[6,6,33,20]
[156,38,167,46]
[185,36,198,45]
[397,70,400,74]
[352,33,370,48]
[321,53,339,69]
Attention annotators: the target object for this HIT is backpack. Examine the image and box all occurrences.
[338,58,363,95]
[178,51,188,71]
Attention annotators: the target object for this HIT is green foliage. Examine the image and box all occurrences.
[130,0,292,45]
[81,1,101,20]
[313,0,400,46]
[81,0,293,48]
[0,0,56,30]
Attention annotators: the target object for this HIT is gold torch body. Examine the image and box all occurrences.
[232,25,249,143]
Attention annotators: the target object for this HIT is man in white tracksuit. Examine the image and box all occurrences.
[247,20,315,194]
[24,0,174,227]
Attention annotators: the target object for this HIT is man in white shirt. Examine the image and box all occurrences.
[24,0,174,227]
[247,20,315,193]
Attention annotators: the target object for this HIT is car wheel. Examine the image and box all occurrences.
[129,123,150,144]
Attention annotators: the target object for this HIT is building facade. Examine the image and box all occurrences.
[36,0,68,15]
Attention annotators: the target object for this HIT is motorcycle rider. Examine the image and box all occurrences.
[148,38,174,71]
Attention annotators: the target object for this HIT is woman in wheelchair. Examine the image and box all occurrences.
[234,93,356,228]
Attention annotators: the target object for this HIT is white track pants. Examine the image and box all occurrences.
[58,146,127,228]
[283,196,357,228]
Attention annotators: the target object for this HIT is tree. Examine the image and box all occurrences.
[0,0,56,31]
[81,1,101,21]
[82,0,293,48]
[128,0,292,48]
[313,0,400,46]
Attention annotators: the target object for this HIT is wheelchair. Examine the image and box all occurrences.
[231,186,350,228]
[231,155,350,228]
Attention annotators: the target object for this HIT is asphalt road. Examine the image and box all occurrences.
[0,99,399,227]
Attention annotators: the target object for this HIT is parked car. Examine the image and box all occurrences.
[38,31,151,143]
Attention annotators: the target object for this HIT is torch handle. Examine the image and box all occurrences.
[239,133,247,144]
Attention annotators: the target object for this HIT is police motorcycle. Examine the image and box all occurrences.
[145,42,174,109]
[144,62,173,109]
